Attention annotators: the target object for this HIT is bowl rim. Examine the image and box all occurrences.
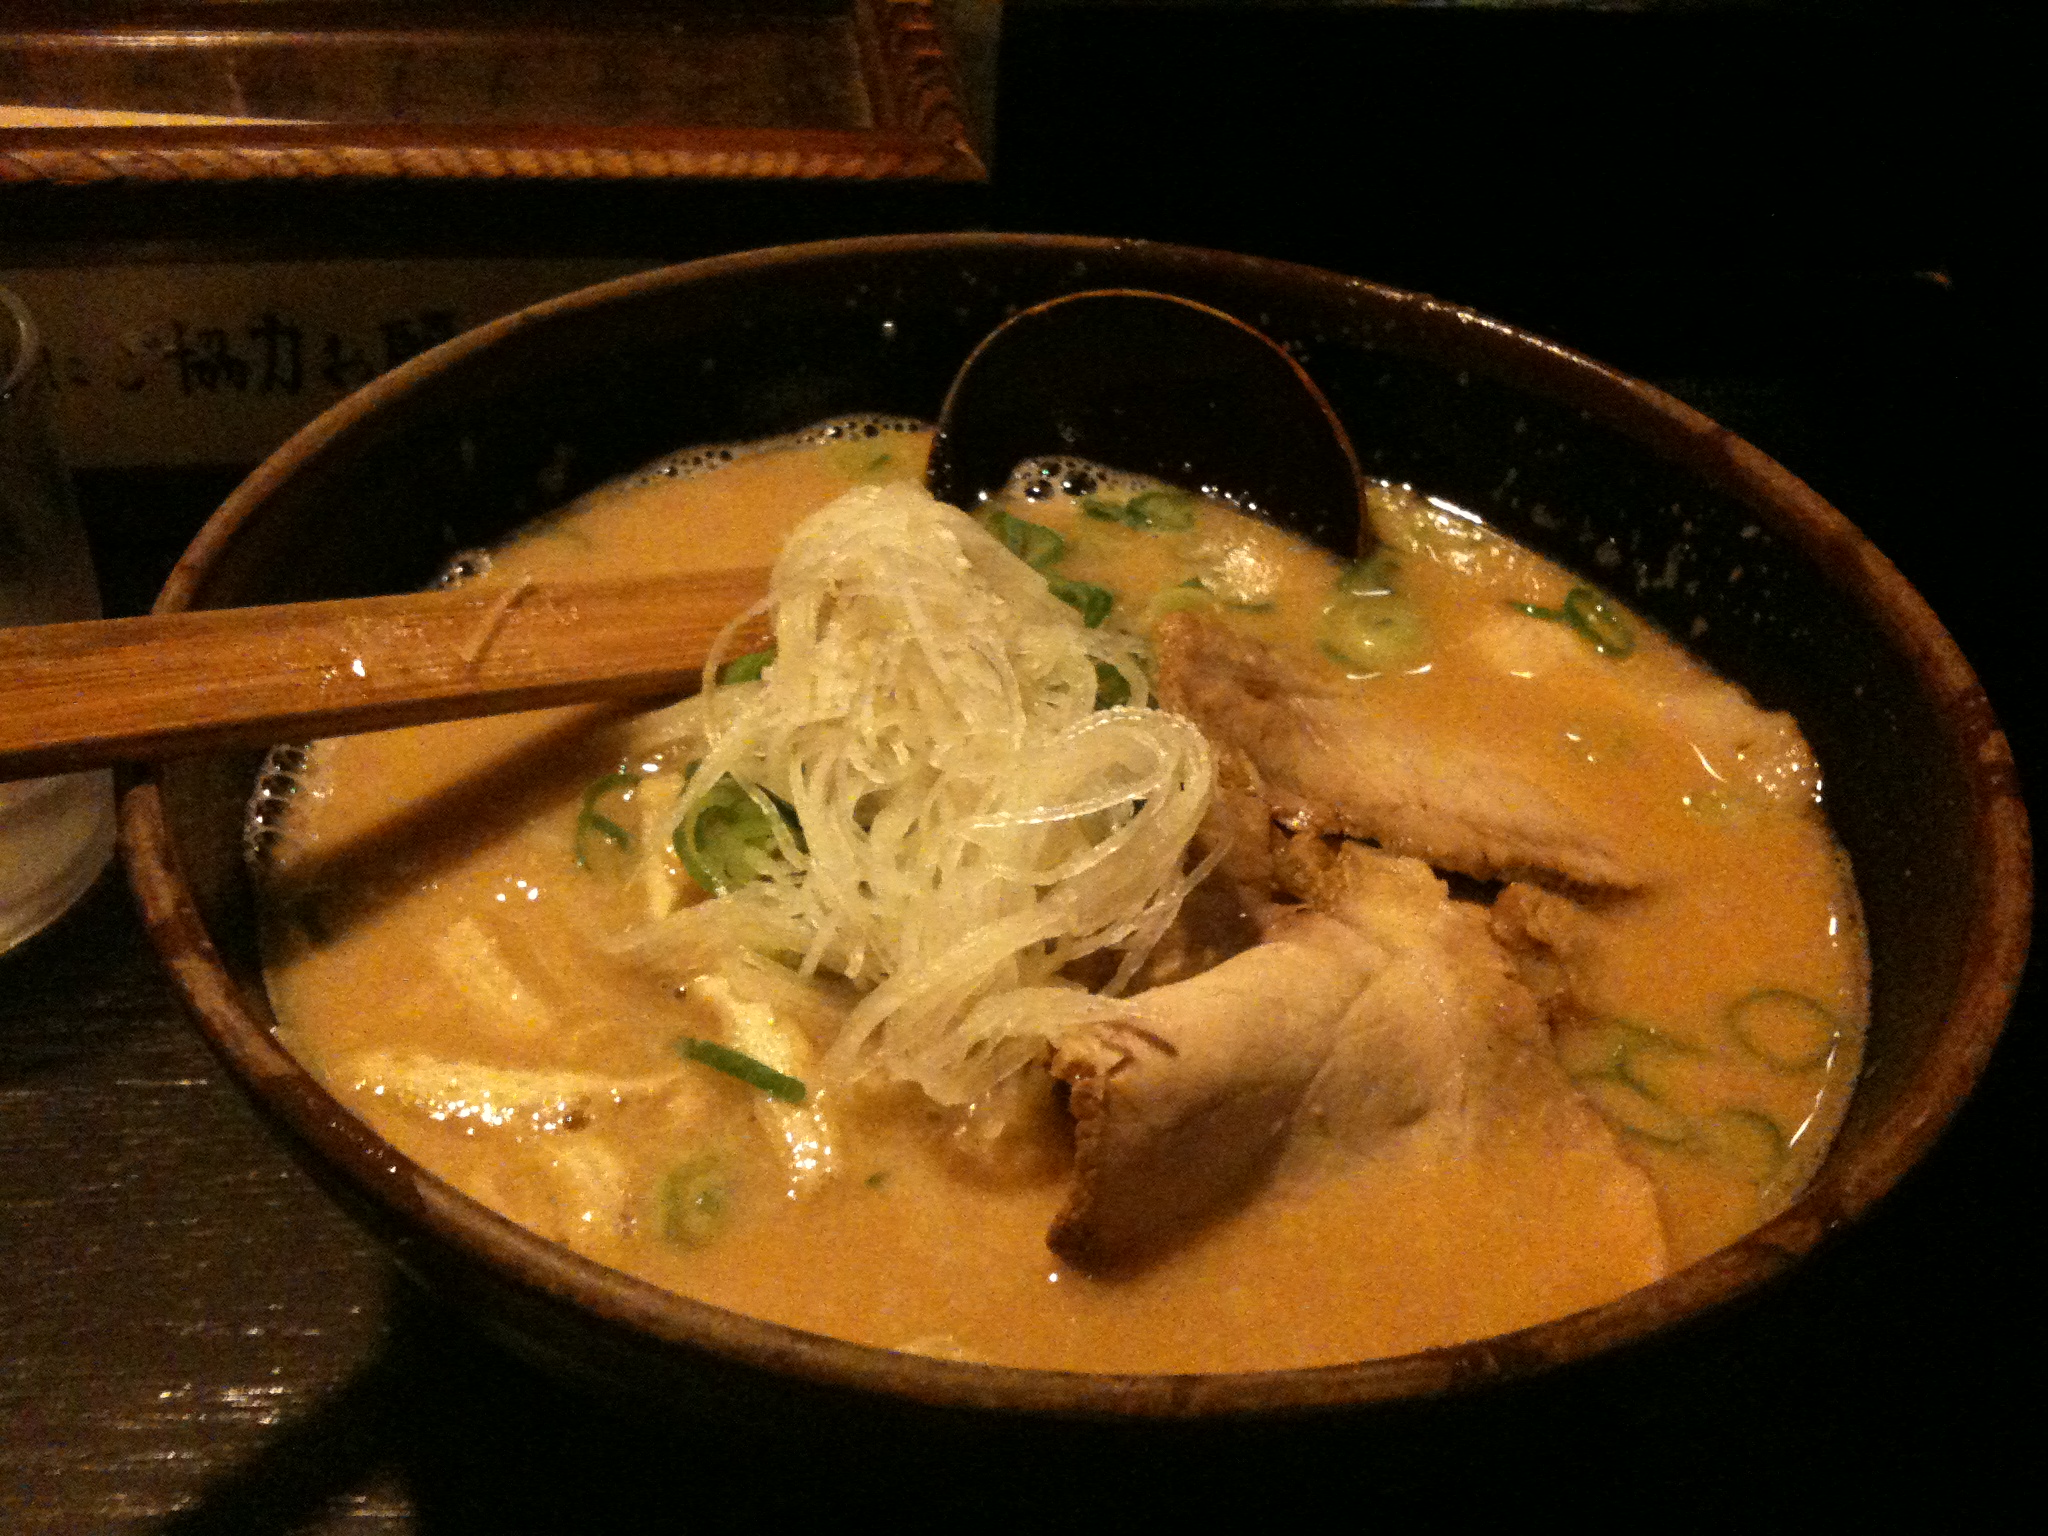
[121,230,2033,1419]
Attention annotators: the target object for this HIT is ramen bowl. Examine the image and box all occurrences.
[120,234,2029,1427]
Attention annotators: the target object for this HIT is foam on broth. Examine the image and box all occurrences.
[256,421,1865,1373]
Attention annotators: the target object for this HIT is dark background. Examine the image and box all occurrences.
[4,2,2031,1525]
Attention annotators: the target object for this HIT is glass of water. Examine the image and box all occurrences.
[1,284,116,953]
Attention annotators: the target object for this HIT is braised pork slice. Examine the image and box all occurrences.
[1488,880,1600,1013]
[1152,613,1639,891]
[1048,902,1380,1272]
[1046,843,1664,1273]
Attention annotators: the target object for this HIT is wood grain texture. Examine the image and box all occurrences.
[0,2,985,185]
[0,877,396,1532]
[0,569,770,781]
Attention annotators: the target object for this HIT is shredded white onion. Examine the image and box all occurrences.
[642,482,1214,1104]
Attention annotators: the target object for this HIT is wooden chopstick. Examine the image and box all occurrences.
[0,568,772,783]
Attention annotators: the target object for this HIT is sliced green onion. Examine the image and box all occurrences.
[1092,660,1133,709]
[975,509,1114,625]
[574,770,640,869]
[673,774,796,895]
[582,813,631,851]
[1697,1109,1788,1184]
[1083,489,1201,533]
[1563,588,1635,657]
[1046,576,1114,628]
[675,1036,808,1104]
[1575,1075,1693,1146]
[980,508,1067,570]
[1316,553,1425,671]
[659,1153,735,1247]
[1317,594,1426,671]
[1510,586,1635,659]
[1560,1018,1716,1149]
[1335,553,1401,599]
[1556,1017,1697,1093]
[1124,488,1200,531]
[1726,989,1837,1072]
[718,648,776,684]
[1143,582,1219,622]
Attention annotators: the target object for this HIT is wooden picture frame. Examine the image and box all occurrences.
[0,1,985,185]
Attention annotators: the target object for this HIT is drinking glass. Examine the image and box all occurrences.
[1,284,116,953]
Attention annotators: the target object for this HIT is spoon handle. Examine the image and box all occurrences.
[0,569,771,783]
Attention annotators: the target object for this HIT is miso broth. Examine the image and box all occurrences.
[259,422,1865,1374]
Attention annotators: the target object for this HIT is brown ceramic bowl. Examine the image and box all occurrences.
[120,234,2030,1425]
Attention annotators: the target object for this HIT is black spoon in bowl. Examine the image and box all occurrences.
[0,292,1366,783]
[927,288,1369,558]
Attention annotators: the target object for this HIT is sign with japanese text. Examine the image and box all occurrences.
[0,259,652,470]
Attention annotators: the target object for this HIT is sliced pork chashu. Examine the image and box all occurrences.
[1048,902,1378,1272]
[1048,843,1666,1278]
[1153,612,1640,892]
